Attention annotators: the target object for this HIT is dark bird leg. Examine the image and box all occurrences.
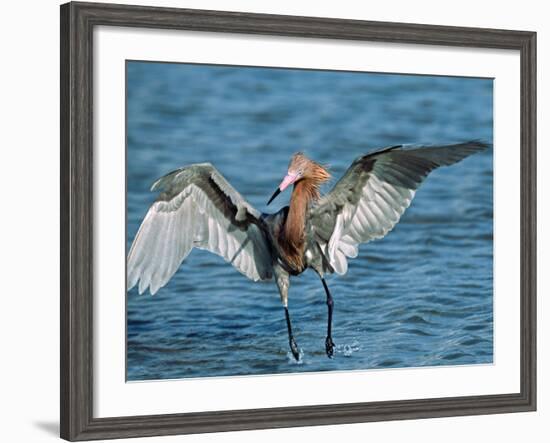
[321,277,335,358]
[273,264,300,361]
[284,307,300,361]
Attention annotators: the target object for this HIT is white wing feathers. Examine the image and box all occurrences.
[127,163,272,295]
[326,160,418,275]
[311,142,488,275]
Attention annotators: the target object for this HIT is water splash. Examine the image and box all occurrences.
[335,341,361,357]
[286,348,305,365]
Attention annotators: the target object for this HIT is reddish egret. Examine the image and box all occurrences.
[127,141,487,360]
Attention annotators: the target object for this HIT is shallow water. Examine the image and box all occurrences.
[126,61,493,381]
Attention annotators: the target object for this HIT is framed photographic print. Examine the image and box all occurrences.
[60,1,536,440]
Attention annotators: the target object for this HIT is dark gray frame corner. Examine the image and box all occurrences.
[60,1,536,441]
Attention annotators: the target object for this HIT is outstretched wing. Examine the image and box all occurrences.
[308,141,489,275]
[127,163,273,295]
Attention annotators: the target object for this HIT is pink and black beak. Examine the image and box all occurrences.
[267,172,299,205]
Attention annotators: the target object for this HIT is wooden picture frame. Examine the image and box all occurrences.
[60,1,536,440]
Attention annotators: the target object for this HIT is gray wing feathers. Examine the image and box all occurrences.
[311,141,488,275]
[127,164,272,295]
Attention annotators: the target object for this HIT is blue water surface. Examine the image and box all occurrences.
[126,61,493,381]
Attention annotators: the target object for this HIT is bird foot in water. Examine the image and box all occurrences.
[325,336,335,358]
[289,337,300,361]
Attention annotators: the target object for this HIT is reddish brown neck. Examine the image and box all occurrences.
[281,179,319,270]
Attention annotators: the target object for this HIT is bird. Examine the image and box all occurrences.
[127,141,488,361]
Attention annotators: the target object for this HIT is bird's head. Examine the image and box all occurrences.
[267,152,331,205]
